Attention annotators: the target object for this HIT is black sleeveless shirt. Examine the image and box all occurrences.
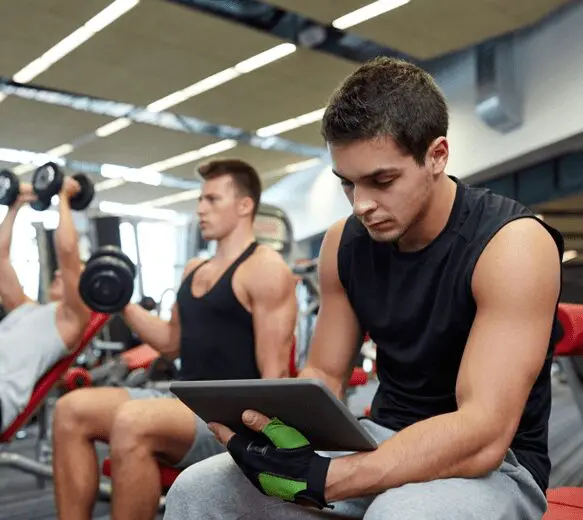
[338,178,563,492]
[177,242,261,382]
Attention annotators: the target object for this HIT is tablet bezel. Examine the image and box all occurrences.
[170,378,378,452]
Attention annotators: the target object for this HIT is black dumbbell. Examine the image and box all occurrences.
[79,246,136,314]
[32,162,95,211]
[0,169,52,210]
[0,170,19,207]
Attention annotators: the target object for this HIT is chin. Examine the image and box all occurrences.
[367,228,402,243]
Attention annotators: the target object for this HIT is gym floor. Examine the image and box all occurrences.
[1,378,582,519]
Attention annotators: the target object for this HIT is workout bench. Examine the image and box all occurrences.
[543,302,583,518]
[0,312,109,487]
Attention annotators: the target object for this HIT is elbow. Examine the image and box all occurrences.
[470,444,508,476]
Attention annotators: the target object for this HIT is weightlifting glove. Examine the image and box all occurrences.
[226,417,333,510]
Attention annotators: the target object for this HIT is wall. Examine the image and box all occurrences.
[264,2,583,241]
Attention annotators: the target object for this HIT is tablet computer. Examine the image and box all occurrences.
[170,378,378,452]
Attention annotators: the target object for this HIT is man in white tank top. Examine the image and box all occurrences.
[0,178,91,432]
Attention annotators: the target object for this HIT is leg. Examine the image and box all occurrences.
[363,453,547,520]
[52,387,132,520]
[108,398,197,520]
[164,453,366,520]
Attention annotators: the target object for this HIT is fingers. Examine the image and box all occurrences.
[208,422,236,446]
[242,410,271,432]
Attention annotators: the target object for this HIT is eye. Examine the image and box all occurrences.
[340,179,354,188]
[375,178,394,186]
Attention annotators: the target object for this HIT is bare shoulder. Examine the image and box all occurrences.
[472,217,561,300]
[319,217,350,281]
[247,245,292,278]
[244,245,295,294]
[322,218,349,250]
[182,257,206,279]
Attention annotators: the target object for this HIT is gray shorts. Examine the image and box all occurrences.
[164,418,548,520]
[124,387,226,468]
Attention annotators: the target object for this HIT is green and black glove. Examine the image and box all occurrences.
[226,417,333,510]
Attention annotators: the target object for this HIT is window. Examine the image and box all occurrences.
[137,221,178,320]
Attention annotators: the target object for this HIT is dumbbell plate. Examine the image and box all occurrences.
[79,257,135,314]
[69,173,95,211]
[88,245,136,279]
[33,162,64,201]
[0,170,19,206]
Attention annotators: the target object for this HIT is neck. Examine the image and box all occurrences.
[214,222,256,262]
[398,175,457,252]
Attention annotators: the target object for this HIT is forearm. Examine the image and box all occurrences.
[325,409,503,502]
[55,197,79,267]
[0,206,19,258]
[298,364,343,399]
[122,304,177,357]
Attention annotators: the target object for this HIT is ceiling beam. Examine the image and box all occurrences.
[0,77,327,159]
[165,0,415,65]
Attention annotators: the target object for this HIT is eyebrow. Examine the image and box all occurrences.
[331,167,402,181]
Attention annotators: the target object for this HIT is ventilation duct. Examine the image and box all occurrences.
[475,38,523,133]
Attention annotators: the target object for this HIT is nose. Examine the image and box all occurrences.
[352,186,377,218]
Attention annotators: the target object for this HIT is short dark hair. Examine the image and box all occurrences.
[198,158,262,217]
[321,57,449,165]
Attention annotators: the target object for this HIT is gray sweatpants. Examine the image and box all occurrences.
[163,418,548,520]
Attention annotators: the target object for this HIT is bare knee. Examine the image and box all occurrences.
[110,401,152,459]
[54,390,93,437]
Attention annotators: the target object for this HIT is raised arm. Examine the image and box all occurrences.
[298,219,363,398]
[324,217,562,502]
[57,178,91,323]
[0,186,37,312]
[122,258,202,359]
[247,248,297,378]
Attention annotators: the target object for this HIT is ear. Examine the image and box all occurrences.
[238,196,254,218]
[426,137,449,176]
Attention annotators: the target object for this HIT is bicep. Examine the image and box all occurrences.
[457,218,561,444]
[305,220,363,384]
[251,259,297,377]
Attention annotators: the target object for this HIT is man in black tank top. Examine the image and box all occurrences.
[163,59,563,520]
[52,160,298,520]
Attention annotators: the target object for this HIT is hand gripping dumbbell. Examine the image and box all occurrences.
[79,246,136,314]
[0,163,95,210]
[32,162,95,211]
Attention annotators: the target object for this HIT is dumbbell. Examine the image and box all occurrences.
[0,169,22,207]
[32,162,95,211]
[79,246,136,314]
[0,169,54,210]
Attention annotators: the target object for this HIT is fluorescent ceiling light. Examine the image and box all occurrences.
[9,143,73,176]
[146,68,240,113]
[99,200,188,223]
[563,250,578,263]
[95,178,126,192]
[47,143,75,157]
[95,118,132,137]
[92,44,295,138]
[140,188,202,208]
[234,43,296,73]
[0,147,66,169]
[332,0,410,30]
[256,107,325,137]
[146,139,238,172]
[12,0,138,85]
[101,163,162,186]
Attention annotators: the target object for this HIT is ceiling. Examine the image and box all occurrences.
[0,0,573,218]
